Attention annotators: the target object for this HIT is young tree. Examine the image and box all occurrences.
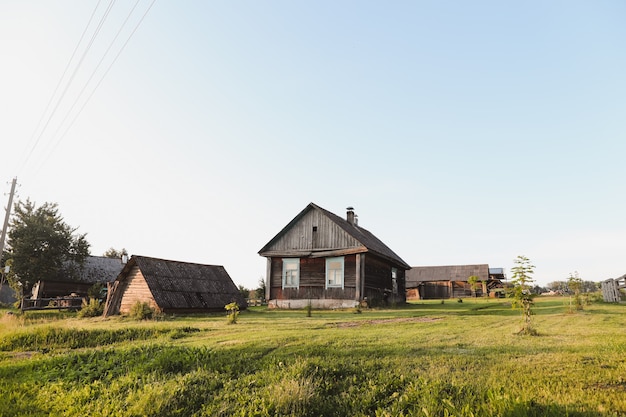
[468,275,480,298]
[7,199,90,295]
[567,271,584,311]
[509,255,537,335]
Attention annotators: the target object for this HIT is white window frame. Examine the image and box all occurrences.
[391,267,398,295]
[325,256,344,289]
[282,258,300,289]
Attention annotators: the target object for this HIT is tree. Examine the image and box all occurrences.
[467,275,480,298]
[509,255,537,335]
[255,277,266,300]
[6,199,90,295]
[238,284,250,300]
[546,280,567,293]
[103,247,128,259]
[567,271,584,311]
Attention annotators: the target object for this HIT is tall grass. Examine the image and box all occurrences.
[1,297,625,416]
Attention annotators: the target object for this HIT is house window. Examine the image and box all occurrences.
[282,258,300,289]
[391,268,398,295]
[326,257,344,289]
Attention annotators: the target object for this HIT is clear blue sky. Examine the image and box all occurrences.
[1,1,625,289]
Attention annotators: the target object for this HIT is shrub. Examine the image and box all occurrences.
[77,298,103,318]
[129,301,156,320]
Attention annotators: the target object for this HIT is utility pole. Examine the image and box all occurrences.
[0,177,17,261]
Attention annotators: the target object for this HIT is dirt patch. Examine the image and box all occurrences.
[5,351,38,360]
[333,317,442,328]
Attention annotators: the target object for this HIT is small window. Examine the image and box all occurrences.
[326,257,344,289]
[391,268,398,295]
[282,258,300,289]
[312,226,318,232]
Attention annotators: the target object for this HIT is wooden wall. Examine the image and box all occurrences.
[363,255,406,303]
[269,254,358,300]
[266,209,361,252]
[268,253,406,304]
[118,266,158,313]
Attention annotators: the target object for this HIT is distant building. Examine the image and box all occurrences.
[406,264,505,300]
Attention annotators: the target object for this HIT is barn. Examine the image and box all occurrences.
[405,264,506,300]
[258,203,411,309]
[103,255,247,316]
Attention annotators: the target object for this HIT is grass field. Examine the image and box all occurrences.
[1,296,625,416]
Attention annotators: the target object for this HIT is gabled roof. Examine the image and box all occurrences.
[259,203,410,269]
[406,264,490,286]
[115,256,246,311]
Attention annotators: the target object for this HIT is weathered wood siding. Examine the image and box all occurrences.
[118,266,158,313]
[363,255,406,304]
[269,255,358,300]
[266,210,361,252]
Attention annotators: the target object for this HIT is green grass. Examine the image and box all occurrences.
[1,296,625,416]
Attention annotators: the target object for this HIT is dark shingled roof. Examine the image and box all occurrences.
[406,264,490,287]
[259,203,410,270]
[118,256,247,312]
[75,256,125,283]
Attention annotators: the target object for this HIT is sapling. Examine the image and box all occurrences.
[225,302,239,324]
[509,255,537,335]
[567,272,584,312]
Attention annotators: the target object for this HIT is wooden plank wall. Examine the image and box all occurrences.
[268,210,360,252]
[119,266,158,313]
[363,255,406,304]
[269,255,358,300]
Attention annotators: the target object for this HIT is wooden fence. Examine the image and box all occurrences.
[601,275,626,303]
[21,297,84,311]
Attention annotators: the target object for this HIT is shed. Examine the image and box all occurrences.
[103,255,247,316]
[259,203,411,309]
[31,255,126,300]
[406,264,505,300]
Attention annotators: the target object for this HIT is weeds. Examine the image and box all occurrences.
[77,298,103,318]
[128,301,157,320]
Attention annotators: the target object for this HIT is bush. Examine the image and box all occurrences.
[77,298,103,318]
[128,301,156,320]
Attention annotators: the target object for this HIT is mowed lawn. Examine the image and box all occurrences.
[1,296,625,417]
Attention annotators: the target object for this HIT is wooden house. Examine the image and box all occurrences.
[405,264,505,300]
[258,203,411,309]
[103,255,247,316]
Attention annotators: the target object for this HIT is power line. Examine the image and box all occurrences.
[38,0,157,172]
[43,0,144,156]
[16,0,103,176]
[18,0,117,175]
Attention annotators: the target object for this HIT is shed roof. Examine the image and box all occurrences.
[406,264,490,287]
[259,203,410,269]
[78,256,126,283]
[60,255,125,284]
[116,255,246,311]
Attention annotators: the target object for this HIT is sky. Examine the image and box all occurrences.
[1,1,625,290]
